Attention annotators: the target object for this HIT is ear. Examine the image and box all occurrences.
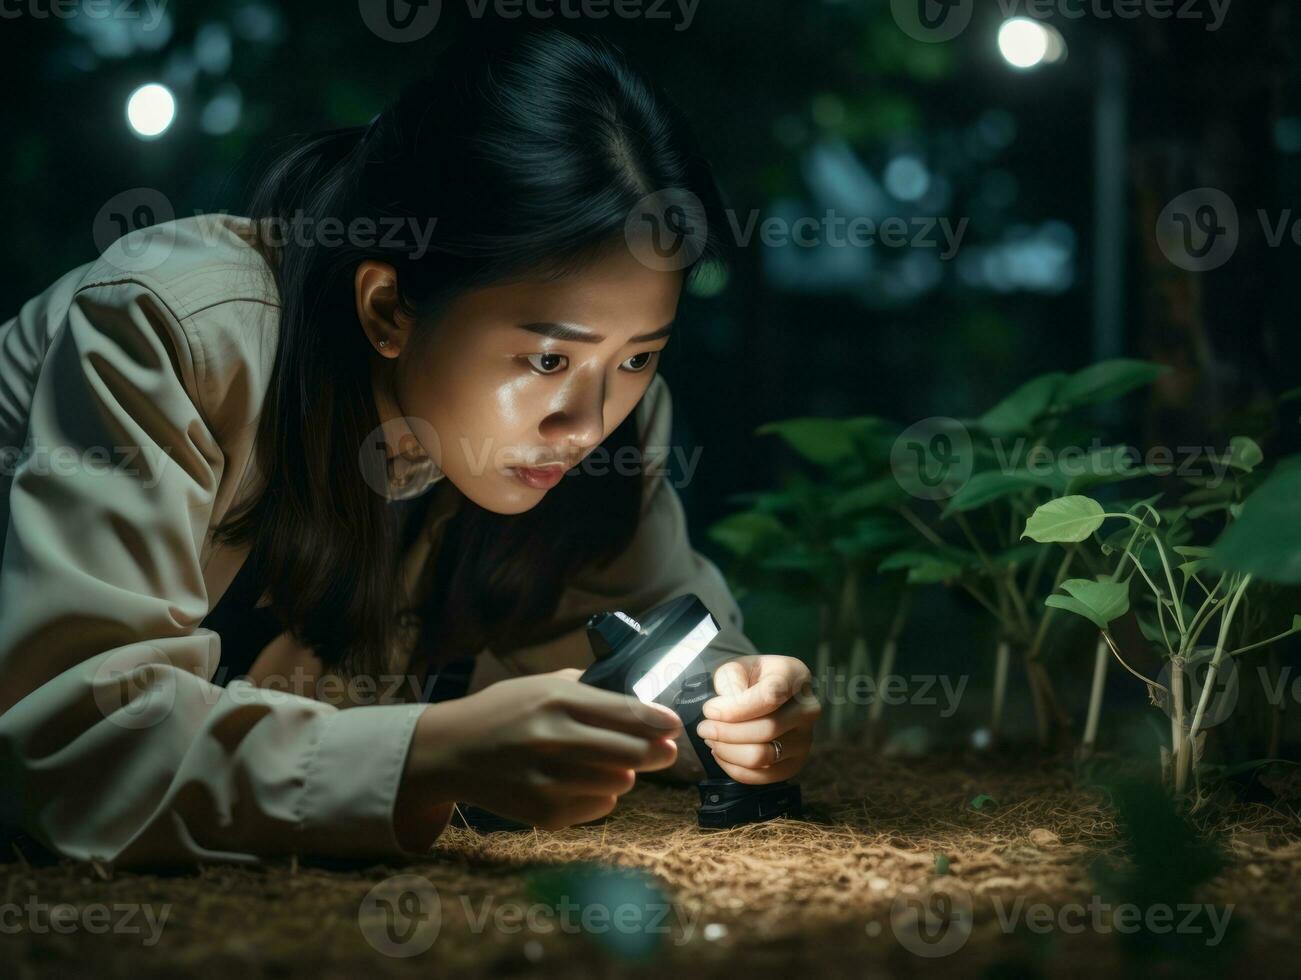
[355,260,413,358]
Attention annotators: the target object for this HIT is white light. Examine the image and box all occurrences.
[632,615,719,703]
[998,18,1050,70]
[126,83,176,139]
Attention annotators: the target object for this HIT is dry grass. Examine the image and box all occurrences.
[4,744,1299,978]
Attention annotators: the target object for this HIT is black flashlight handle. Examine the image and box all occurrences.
[671,671,729,782]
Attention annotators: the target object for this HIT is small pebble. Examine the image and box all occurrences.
[1029,828,1061,848]
[868,877,890,892]
[703,922,728,941]
[523,940,544,962]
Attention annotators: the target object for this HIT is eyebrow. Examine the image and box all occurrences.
[516,320,675,344]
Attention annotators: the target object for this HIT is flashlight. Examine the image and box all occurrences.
[580,593,802,829]
[452,593,802,832]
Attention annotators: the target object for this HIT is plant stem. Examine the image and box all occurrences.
[898,505,947,548]
[1268,647,1282,759]
[867,634,899,744]
[962,582,1009,625]
[1223,625,1301,658]
[991,637,1011,742]
[954,511,993,569]
[1148,525,1188,635]
[1100,630,1170,695]
[1022,542,1051,606]
[1172,659,1187,795]
[1019,546,1079,749]
[863,595,911,748]
[814,602,832,738]
[1184,575,1252,764]
[846,632,868,737]
[1110,510,1188,634]
[1081,635,1109,759]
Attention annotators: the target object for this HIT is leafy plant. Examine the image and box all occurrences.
[1023,440,1301,803]
[706,435,914,742]
[871,359,1171,747]
[711,359,1171,748]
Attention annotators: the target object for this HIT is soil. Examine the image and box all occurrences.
[3,743,1299,979]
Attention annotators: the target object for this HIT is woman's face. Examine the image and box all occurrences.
[373,247,683,515]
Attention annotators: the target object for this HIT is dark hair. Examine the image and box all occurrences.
[219,28,733,677]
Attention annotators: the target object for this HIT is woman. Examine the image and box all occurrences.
[0,29,819,868]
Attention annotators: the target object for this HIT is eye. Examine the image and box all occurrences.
[525,352,568,375]
[620,351,657,373]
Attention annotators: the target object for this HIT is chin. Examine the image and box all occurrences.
[453,472,547,515]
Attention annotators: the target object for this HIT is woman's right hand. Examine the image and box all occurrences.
[394,668,682,846]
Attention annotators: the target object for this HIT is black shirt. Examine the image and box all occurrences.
[199,492,475,701]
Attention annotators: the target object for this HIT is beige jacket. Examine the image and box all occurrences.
[0,213,756,869]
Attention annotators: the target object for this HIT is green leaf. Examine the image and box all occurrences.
[976,372,1067,436]
[940,469,1061,517]
[878,549,968,585]
[707,511,788,557]
[1046,578,1130,629]
[1053,359,1169,411]
[725,489,798,514]
[1157,505,1185,526]
[759,545,836,577]
[1136,611,1167,645]
[1023,495,1106,543]
[1225,435,1264,473]
[1062,445,1172,495]
[829,477,908,517]
[1213,456,1301,584]
[990,542,1044,568]
[831,515,910,557]
[756,416,890,467]
[969,794,999,811]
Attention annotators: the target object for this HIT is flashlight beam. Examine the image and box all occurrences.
[632,615,720,703]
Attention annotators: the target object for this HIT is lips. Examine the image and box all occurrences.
[511,464,567,490]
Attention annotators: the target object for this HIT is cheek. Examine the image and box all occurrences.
[395,355,535,467]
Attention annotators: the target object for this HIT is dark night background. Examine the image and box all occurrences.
[2,1,1299,739]
[4,1,1299,517]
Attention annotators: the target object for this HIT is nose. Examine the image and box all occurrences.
[539,368,606,454]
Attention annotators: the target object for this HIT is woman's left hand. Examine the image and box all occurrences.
[695,654,820,783]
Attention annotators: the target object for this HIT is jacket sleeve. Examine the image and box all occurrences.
[473,373,759,691]
[0,279,433,869]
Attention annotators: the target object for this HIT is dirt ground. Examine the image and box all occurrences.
[3,742,1299,979]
